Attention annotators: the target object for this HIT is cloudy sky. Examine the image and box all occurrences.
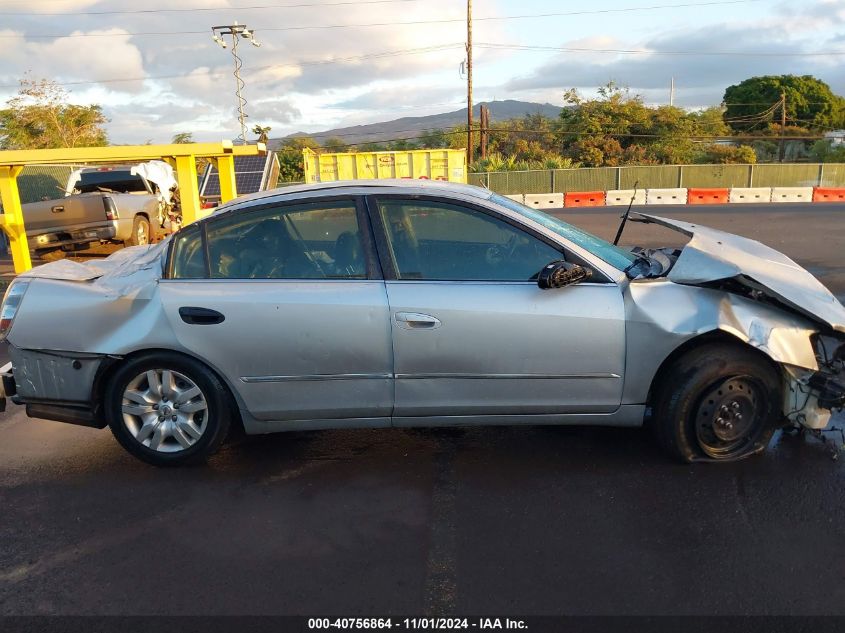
[2,0,844,144]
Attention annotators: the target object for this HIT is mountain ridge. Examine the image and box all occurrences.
[271,100,562,148]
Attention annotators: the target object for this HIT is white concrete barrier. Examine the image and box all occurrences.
[504,194,524,204]
[729,187,772,203]
[770,187,813,203]
[523,193,564,209]
[646,188,688,205]
[605,189,646,206]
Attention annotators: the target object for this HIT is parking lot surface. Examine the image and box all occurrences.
[1,203,844,616]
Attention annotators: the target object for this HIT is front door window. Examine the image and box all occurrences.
[376,199,562,281]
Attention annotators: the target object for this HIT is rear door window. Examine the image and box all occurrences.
[203,200,365,280]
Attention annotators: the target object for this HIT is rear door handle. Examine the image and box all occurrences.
[51,205,64,213]
[179,306,225,325]
[394,312,441,329]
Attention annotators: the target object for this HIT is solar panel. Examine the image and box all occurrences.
[199,151,280,200]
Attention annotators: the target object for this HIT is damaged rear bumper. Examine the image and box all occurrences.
[7,346,110,429]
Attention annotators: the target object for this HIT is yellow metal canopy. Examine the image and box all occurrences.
[0,141,266,273]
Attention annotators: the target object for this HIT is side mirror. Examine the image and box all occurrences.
[538,260,592,289]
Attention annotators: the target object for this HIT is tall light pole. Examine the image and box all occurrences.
[212,22,261,144]
[466,0,473,168]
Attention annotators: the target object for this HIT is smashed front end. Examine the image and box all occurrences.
[788,335,845,430]
[626,213,845,435]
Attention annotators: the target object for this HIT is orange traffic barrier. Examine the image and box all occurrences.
[564,191,605,207]
[812,187,845,202]
[687,188,729,204]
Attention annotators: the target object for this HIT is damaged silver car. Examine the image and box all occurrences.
[2,180,844,466]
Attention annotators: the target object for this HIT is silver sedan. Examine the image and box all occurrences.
[2,180,844,466]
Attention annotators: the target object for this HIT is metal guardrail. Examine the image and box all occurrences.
[468,163,845,195]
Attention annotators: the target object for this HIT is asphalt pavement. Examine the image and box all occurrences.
[2,203,845,619]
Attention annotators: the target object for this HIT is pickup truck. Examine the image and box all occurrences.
[24,162,178,261]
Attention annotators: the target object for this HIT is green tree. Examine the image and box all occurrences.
[277,136,319,182]
[417,128,449,149]
[557,83,743,166]
[358,142,389,152]
[557,83,653,166]
[321,137,347,152]
[0,78,108,149]
[171,132,193,144]
[252,124,272,144]
[723,75,845,132]
[693,144,757,164]
[809,138,845,162]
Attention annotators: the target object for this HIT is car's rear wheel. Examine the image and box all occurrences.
[652,342,782,462]
[105,353,231,466]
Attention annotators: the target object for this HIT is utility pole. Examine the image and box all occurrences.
[778,91,787,163]
[669,77,675,106]
[212,22,261,144]
[480,104,489,160]
[466,0,473,167]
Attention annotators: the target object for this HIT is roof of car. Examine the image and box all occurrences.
[221,179,494,207]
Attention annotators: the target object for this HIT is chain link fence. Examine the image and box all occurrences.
[469,163,845,194]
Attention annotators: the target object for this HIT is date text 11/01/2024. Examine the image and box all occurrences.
[307,618,528,629]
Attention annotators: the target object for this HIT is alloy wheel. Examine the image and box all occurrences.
[121,368,208,453]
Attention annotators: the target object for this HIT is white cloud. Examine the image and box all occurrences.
[1,0,844,142]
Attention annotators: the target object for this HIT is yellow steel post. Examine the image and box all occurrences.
[212,155,238,202]
[173,155,202,226]
[0,165,32,273]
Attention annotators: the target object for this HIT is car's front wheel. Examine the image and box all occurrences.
[652,342,782,462]
[105,353,232,466]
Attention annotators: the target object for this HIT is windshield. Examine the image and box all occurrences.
[490,193,637,271]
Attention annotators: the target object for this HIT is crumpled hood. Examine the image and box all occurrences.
[634,213,845,333]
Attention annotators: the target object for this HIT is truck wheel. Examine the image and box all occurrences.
[652,343,782,463]
[128,215,151,246]
[105,353,232,466]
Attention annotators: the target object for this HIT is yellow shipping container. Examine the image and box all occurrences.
[303,148,467,184]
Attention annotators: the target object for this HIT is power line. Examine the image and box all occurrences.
[476,42,845,57]
[0,0,768,39]
[0,43,464,89]
[0,0,425,17]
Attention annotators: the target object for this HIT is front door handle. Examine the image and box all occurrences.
[51,205,65,213]
[179,306,225,325]
[395,312,441,329]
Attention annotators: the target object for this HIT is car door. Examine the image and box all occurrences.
[368,195,626,421]
[159,195,393,424]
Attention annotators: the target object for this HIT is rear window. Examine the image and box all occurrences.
[74,170,148,194]
[170,225,206,279]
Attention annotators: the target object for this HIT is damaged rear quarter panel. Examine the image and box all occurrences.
[8,277,179,356]
[622,278,819,405]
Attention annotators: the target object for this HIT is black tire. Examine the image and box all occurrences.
[127,215,151,247]
[652,342,782,463]
[105,353,232,466]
